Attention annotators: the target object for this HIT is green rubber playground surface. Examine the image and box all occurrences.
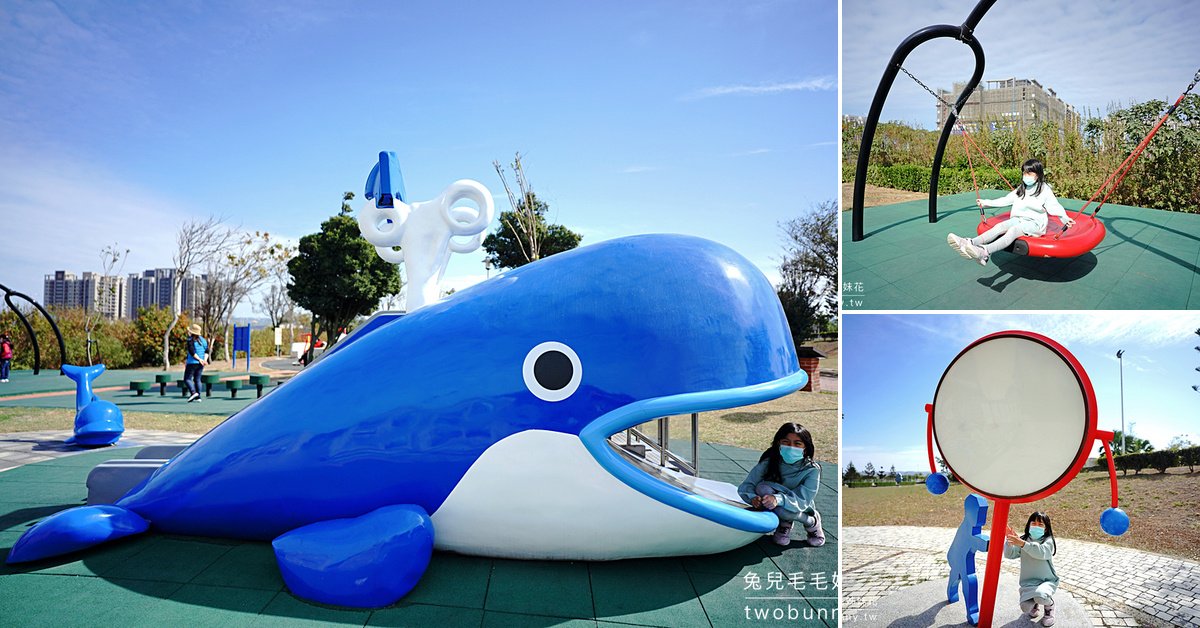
[0,445,839,627]
[842,191,1200,310]
[0,368,276,414]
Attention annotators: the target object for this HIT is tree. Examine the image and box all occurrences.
[777,200,837,346]
[163,217,236,369]
[202,231,294,361]
[864,462,875,480]
[1167,435,1197,451]
[84,244,128,365]
[256,283,294,330]
[1100,427,1154,456]
[843,461,861,485]
[287,195,402,362]
[483,154,582,270]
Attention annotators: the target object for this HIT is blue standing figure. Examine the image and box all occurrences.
[947,493,990,625]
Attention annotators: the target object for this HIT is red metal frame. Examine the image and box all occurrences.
[927,330,1119,628]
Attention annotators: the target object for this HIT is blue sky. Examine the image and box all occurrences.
[843,312,1200,475]
[842,0,1200,128]
[0,0,836,314]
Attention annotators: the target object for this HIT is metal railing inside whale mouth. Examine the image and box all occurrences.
[607,413,699,477]
[604,432,748,508]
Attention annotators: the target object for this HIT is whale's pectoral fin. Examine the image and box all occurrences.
[271,504,435,608]
[5,505,148,564]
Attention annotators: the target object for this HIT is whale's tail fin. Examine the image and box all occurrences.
[61,363,107,384]
[61,364,108,413]
[5,505,147,564]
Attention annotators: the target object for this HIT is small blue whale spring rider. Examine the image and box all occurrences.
[62,363,124,446]
[7,159,806,609]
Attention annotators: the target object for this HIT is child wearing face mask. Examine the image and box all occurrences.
[1004,511,1060,627]
[947,158,1075,266]
[737,423,824,547]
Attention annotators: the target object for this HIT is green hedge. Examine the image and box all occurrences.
[1096,447,1200,475]
[857,163,1024,195]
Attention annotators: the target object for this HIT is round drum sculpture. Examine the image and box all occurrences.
[924,331,1127,628]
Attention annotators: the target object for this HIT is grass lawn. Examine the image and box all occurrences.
[844,467,1200,562]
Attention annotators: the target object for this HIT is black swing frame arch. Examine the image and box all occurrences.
[850,0,999,242]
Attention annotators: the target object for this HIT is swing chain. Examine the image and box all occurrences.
[898,65,960,118]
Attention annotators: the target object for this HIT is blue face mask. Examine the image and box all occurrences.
[1023,175,1037,187]
[1028,526,1045,540]
[780,445,805,464]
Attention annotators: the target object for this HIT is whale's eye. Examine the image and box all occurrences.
[523,342,582,402]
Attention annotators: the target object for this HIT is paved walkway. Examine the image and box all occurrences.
[0,430,201,472]
[844,526,1199,628]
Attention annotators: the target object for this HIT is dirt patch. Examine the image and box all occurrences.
[841,182,927,209]
[845,467,1200,562]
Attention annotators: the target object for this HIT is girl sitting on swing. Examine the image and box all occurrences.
[948,158,1074,266]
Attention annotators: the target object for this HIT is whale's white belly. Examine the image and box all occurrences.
[431,429,762,560]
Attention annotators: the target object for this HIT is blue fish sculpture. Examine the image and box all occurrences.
[62,363,124,446]
[6,234,805,608]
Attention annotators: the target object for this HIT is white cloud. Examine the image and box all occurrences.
[0,148,198,301]
[683,77,835,101]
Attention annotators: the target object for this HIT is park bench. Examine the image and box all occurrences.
[201,373,222,397]
[154,373,172,396]
[249,373,272,398]
[128,381,153,396]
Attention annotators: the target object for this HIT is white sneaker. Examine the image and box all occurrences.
[947,234,972,259]
[187,392,200,402]
[976,246,989,266]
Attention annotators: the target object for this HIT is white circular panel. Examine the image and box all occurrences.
[933,335,1089,500]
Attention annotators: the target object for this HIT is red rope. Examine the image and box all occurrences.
[955,121,1014,225]
[1075,90,1191,219]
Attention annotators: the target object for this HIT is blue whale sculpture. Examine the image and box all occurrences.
[62,363,124,446]
[6,234,805,607]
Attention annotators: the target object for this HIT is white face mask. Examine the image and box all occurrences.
[1023,175,1037,187]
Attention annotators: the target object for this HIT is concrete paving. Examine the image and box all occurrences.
[0,430,200,472]
[849,572,1089,627]
[844,526,1199,628]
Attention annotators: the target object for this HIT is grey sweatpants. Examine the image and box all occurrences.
[755,482,816,528]
[971,219,1032,256]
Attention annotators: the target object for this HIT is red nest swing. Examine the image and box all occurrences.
[951,68,1200,259]
[977,213,1105,258]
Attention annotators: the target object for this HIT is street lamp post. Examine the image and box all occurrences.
[1116,349,1125,455]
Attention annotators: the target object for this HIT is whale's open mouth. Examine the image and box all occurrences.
[578,370,808,534]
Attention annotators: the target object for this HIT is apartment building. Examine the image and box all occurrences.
[936,77,1080,133]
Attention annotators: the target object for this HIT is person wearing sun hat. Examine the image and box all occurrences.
[184,323,208,402]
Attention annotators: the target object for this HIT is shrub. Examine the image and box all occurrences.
[1177,446,1200,473]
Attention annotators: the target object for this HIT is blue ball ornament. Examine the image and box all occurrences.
[925,472,949,495]
[1100,507,1129,536]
